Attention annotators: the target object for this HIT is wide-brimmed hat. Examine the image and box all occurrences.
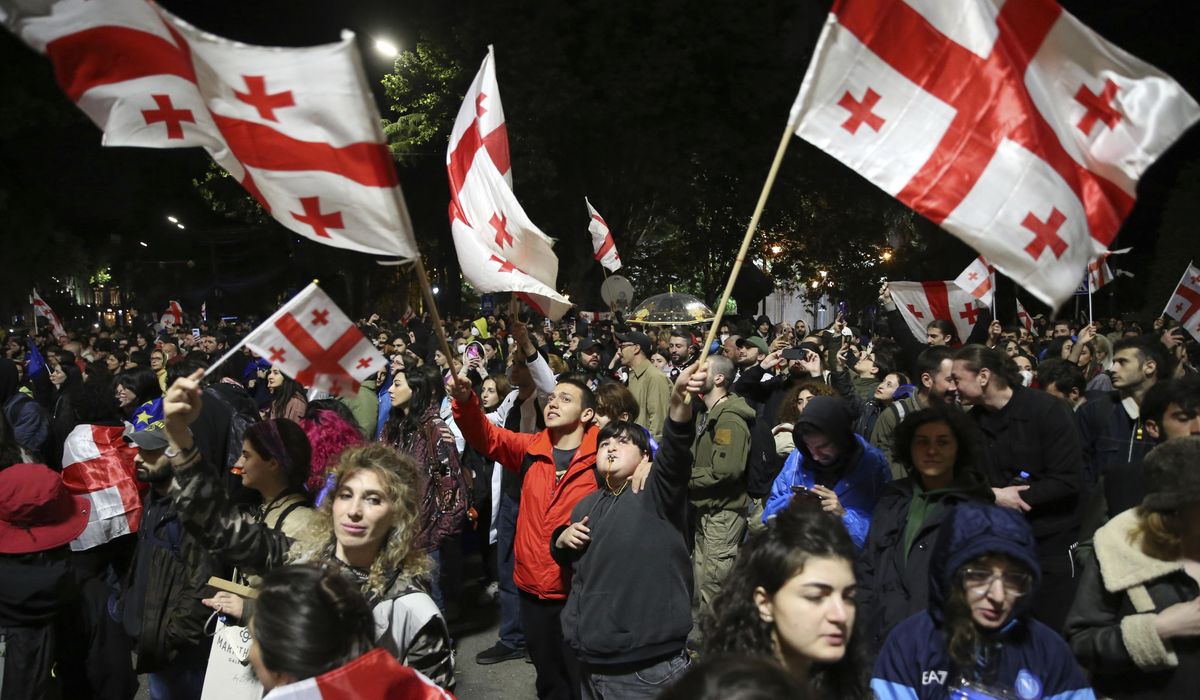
[0,463,91,555]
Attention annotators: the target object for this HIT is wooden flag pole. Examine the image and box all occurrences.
[413,257,456,375]
[695,118,797,368]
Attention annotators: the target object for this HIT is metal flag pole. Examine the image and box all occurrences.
[695,115,799,368]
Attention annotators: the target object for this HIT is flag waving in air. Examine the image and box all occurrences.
[889,280,983,345]
[31,289,68,342]
[1163,262,1200,342]
[1,0,418,259]
[953,256,995,307]
[585,198,622,272]
[446,46,571,319]
[1016,299,1035,334]
[240,283,384,397]
[160,300,183,328]
[790,0,1200,308]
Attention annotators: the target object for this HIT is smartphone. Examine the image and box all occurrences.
[781,347,805,361]
[791,485,824,501]
[191,328,200,338]
[464,341,484,363]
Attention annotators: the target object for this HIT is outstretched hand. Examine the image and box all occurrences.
[163,369,204,450]
[447,373,475,404]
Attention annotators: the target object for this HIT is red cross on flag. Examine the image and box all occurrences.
[953,256,995,307]
[1016,299,1035,333]
[241,283,383,397]
[1084,246,1132,292]
[446,46,571,320]
[790,0,1200,308]
[160,299,183,328]
[1163,262,1200,342]
[889,280,982,345]
[61,424,142,551]
[585,198,622,272]
[31,289,68,342]
[2,0,418,260]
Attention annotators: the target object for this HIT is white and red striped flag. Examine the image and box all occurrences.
[889,280,982,345]
[1016,299,1035,334]
[446,46,571,320]
[953,255,995,307]
[1,0,418,260]
[61,424,142,551]
[240,283,383,397]
[1163,262,1200,342]
[790,0,1200,308]
[31,289,68,342]
[160,299,183,327]
[585,198,622,272]
[263,648,452,700]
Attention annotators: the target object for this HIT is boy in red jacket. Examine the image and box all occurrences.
[449,372,598,700]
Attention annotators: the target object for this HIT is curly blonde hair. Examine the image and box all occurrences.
[287,443,430,599]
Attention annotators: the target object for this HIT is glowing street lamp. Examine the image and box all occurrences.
[770,244,783,255]
[374,39,399,58]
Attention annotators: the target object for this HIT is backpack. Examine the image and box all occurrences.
[414,418,470,551]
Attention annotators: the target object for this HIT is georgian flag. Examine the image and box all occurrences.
[446,46,571,320]
[160,299,183,327]
[1163,262,1200,342]
[953,255,994,307]
[1,0,418,260]
[790,0,1200,308]
[262,648,452,700]
[889,280,982,345]
[62,424,142,551]
[31,289,68,342]
[240,283,384,397]
[1016,298,1035,333]
[585,198,621,272]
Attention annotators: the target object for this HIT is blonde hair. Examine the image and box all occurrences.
[287,443,430,598]
[1130,506,1182,561]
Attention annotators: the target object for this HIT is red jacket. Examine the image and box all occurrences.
[452,392,598,600]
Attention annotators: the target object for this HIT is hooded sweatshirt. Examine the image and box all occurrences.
[689,393,756,511]
[762,396,890,546]
[871,504,1094,700]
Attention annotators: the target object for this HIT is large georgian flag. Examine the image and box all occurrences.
[1,0,418,259]
[1163,262,1200,342]
[585,198,622,272]
[446,46,571,320]
[889,280,982,345]
[160,299,183,328]
[62,424,142,551]
[241,283,384,397]
[791,0,1200,308]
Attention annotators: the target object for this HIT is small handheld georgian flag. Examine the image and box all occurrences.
[1016,299,1035,334]
[241,283,383,396]
[1163,262,1200,342]
[31,289,68,342]
[585,198,622,272]
[160,300,183,327]
[952,256,995,307]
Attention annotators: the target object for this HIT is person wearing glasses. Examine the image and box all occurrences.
[871,503,1094,700]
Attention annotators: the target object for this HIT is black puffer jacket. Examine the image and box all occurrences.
[856,477,992,654]
[1065,508,1200,699]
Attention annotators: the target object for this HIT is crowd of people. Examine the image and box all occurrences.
[0,283,1198,699]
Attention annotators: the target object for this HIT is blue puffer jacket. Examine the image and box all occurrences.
[761,397,890,547]
[871,504,1095,700]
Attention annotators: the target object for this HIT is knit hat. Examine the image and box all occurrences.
[1142,436,1200,512]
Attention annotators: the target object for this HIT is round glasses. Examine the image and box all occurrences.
[960,568,1033,598]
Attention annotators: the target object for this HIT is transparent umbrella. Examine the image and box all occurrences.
[628,289,715,326]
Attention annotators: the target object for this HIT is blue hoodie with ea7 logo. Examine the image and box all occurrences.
[870,504,1095,700]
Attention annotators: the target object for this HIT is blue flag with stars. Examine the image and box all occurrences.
[132,397,165,431]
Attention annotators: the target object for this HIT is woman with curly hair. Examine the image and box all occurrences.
[160,371,453,688]
[704,499,870,699]
[856,406,993,655]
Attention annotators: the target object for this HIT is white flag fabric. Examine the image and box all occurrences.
[585,198,622,272]
[446,46,571,319]
[160,300,183,327]
[790,0,1200,308]
[953,256,994,307]
[1016,299,1035,333]
[241,283,383,397]
[889,280,982,345]
[1086,246,1131,292]
[31,289,68,342]
[1,0,418,259]
[1163,262,1200,342]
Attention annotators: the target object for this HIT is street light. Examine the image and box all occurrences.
[770,244,783,255]
[374,39,399,58]
[139,241,148,247]
[819,270,828,278]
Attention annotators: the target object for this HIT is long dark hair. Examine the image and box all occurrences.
[383,365,445,445]
[251,564,376,682]
[269,371,306,419]
[114,367,161,408]
[703,499,869,699]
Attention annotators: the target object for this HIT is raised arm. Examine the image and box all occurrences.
[447,374,536,472]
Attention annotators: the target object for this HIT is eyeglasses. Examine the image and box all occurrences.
[960,568,1033,598]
